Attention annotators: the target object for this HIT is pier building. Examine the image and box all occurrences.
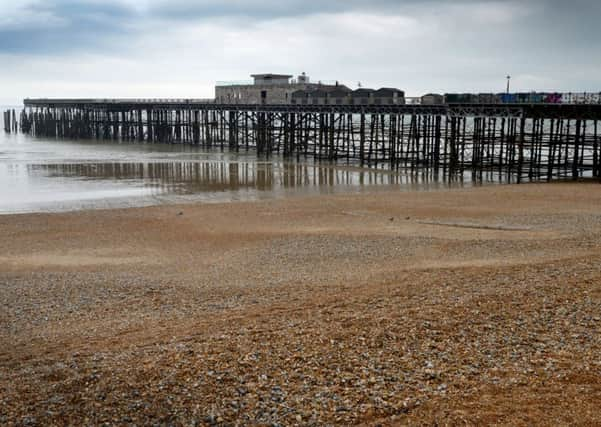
[215,72,350,105]
[215,72,405,106]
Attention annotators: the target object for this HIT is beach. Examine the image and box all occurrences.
[1,182,600,425]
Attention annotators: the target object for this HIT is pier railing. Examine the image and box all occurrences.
[23,98,216,105]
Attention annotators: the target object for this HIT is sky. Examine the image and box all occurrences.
[0,0,600,104]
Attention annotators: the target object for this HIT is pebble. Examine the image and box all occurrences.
[2,185,601,425]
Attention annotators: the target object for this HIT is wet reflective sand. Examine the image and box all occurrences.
[0,128,488,214]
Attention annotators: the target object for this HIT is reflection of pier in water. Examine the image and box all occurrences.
[28,161,474,196]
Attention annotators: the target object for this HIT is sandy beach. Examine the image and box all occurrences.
[1,182,600,425]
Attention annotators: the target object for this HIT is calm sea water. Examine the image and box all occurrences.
[0,106,482,214]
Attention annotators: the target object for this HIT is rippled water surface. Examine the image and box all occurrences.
[0,108,484,214]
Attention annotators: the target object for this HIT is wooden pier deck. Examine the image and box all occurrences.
[9,99,601,181]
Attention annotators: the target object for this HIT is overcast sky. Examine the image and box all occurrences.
[0,0,599,104]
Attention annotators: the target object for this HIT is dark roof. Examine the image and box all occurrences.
[306,84,351,91]
[309,89,329,97]
[329,85,352,94]
[300,84,349,97]
[329,88,351,97]
[422,93,443,97]
[373,88,405,96]
[351,88,375,98]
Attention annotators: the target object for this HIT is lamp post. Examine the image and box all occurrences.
[506,75,511,94]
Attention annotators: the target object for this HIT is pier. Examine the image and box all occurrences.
[9,99,601,182]
[2,109,18,133]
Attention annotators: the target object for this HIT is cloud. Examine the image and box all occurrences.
[0,1,65,30]
[0,0,599,104]
[0,0,136,53]
[144,0,406,21]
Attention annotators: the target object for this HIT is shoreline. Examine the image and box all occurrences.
[2,177,598,217]
[1,182,600,424]
[0,176,494,217]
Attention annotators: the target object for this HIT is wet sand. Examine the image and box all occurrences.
[1,183,600,425]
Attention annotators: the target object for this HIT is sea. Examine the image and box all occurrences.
[0,105,483,214]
